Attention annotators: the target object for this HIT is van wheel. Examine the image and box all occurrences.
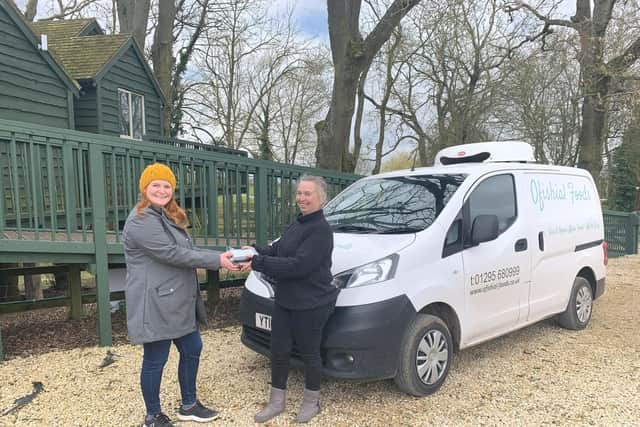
[556,276,593,330]
[394,314,452,397]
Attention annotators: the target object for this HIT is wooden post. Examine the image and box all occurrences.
[89,144,112,346]
[205,269,220,310]
[254,166,268,246]
[0,322,4,361]
[68,265,82,320]
[626,212,640,254]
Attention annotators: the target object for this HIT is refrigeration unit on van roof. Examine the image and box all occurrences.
[434,141,536,166]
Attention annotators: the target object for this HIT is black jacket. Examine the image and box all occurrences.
[251,209,338,310]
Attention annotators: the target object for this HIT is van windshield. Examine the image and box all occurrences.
[324,174,466,234]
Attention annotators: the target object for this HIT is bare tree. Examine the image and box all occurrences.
[367,0,518,166]
[244,19,310,158]
[350,0,408,173]
[271,55,331,165]
[184,0,308,152]
[183,0,269,148]
[315,0,421,172]
[115,0,150,47]
[496,36,582,166]
[19,0,104,22]
[115,0,210,136]
[166,0,211,136]
[505,0,640,183]
[365,26,404,174]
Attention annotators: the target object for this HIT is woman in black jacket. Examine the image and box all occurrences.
[240,175,338,423]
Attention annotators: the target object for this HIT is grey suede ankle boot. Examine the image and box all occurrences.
[295,388,321,423]
[254,386,286,423]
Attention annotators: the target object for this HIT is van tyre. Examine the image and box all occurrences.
[394,314,452,397]
[557,276,593,330]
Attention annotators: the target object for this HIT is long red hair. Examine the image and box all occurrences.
[135,193,189,229]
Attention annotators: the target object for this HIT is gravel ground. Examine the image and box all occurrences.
[0,255,638,426]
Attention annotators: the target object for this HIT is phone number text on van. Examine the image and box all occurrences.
[470,266,520,286]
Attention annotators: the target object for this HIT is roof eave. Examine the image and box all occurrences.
[1,0,80,96]
[94,37,167,105]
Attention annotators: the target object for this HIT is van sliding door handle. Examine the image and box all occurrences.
[515,238,528,252]
[538,232,544,251]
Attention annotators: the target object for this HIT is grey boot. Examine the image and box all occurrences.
[295,388,321,423]
[254,386,286,423]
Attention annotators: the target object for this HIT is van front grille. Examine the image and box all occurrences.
[243,325,303,359]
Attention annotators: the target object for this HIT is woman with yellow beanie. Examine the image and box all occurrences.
[122,162,238,427]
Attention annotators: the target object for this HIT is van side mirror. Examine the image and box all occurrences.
[470,214,499,245]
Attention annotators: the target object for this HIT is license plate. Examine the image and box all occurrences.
[255,313,272,331]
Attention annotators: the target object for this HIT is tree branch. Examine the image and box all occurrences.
[363,0,421,60]
[606,35,640,74]
[504,1,575,29]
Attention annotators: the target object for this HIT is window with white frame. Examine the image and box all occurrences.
[118,89,145,139]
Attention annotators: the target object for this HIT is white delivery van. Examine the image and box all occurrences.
[239,141,607,396]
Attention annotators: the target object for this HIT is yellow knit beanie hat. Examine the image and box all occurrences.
[139,163,176,193]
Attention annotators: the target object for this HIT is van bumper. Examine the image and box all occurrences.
[594,277,605,299]
[239,289,416,381]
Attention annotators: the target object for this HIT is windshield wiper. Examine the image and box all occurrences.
[376,227,423,234]
[331,224,380,233]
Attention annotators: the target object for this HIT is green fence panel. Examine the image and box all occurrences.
[0,118,359,247]
[0,118,360,357]
[603,210,640,256]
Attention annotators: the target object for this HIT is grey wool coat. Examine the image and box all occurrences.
[122,206,221,344]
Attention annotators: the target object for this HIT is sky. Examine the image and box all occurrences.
[270,0,328,37]
[14,0,577,34]
[14,0,331,38]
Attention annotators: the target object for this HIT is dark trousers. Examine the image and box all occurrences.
[270,301,336,391]
[141,329,202,416]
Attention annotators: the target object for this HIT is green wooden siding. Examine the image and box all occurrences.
[74,86,98,134]
[0,6,73,128]
[100,47,162,137]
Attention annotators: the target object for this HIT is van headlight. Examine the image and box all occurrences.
[331,254,399,289]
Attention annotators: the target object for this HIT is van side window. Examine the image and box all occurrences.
[442,216,463,257]
[468,174,517,235]
[445,219,460,246]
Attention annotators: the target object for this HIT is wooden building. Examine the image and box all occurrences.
[0,0,79,129]
[30,19,166,138]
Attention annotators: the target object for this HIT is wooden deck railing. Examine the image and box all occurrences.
[0,118,359,359]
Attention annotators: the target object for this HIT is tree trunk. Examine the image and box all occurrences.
[169,0,208,137]
[372,30,401,174]
[152,0,176,137]
[352,65,371,171]
[316,0,421,172]
[116,0,150,49]
[259,108,273,161]
[23,0,38,21]
[576,95,606,181]
[23,263,43,300]
[315,63,360,171]
[417,134,428,166]
[573,0,610,182]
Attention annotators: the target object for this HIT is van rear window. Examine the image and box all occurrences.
[325,174,467,234]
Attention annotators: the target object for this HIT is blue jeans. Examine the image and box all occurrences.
[141,329,202,416]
